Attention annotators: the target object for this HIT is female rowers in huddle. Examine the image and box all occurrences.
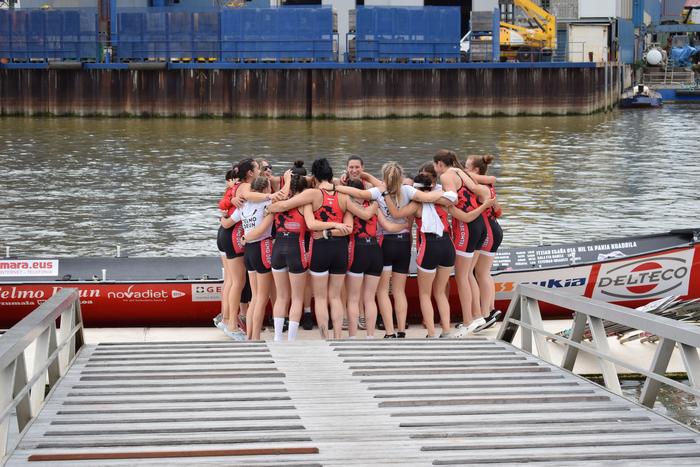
[433,150,493,336]
[228,176,275,341]
[466,155,504,331]
[344,179,408,338]
[384,173,461,337]
[336,162,448,338]
[267,158,353,338]
[219,159,261,339]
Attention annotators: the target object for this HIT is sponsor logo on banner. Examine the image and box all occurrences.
[0,260,59,277]
[172,290,186,299]
[191,283,222,302]
[106,285,171,302]
[593,250,694,300]
[494,266,591,300]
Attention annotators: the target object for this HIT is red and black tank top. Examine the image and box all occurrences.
[274,208,306,235]
[455,176,479,213]
[353,201,378,239]
[313,189,344,223]
[218,183,240,217]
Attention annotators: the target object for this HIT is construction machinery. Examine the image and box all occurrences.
[462,0,556,62]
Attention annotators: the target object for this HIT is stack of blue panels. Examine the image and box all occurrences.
[355,6,460,62]
[220,7,334,62]
[0,9,97,61]
[117,8,221,61]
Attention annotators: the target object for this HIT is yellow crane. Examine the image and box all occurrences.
[462,0,557,61]
[499,0,556,60]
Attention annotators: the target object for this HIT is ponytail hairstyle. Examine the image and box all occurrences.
[413,173,434,192]
[225,169,235,182]
[382,162,405,207]
[235,158,257,181]
[291,159,307,176]
[467,155,495,175]
[433,149,464,169]
[289,174,308,196]
[311,158,334,183]
[250,176,270,193]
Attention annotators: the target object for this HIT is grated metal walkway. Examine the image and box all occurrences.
[7,338,700,466]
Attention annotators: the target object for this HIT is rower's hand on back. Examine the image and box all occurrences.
[231,196,244,208]
[271,191,288,202]
[484,196,496,208]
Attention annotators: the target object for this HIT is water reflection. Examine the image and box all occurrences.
[0,106,699,256]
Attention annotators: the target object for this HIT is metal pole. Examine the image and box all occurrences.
[492,7,500,63]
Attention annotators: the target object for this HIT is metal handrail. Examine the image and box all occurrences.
[0,288,84,462]
[498,284,700,409]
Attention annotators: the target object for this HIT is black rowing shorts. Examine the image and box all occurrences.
[244,238,273,274]
[271,233,308,274]
[381,233,411,274]
[417,233,456,272]
[217,225,236,259]
[310,237,348,276]
[348,238,383,277]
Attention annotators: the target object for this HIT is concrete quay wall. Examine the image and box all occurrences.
[0,65,625,118]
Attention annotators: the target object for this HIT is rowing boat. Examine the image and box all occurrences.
[1,229,698,327]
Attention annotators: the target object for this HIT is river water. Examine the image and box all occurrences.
[1,107,700,427]
[1,106,699,257]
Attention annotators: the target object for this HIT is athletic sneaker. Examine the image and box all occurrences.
[474,310,503,333]
[213,313,223,328]
[396,332,406,339]
[449,318,486,338]
[384,333,397,339]
[237,315,247,333]
[358,316,367,330]
[301,312,314,330]
[225,329,247,341]
[342,318,349,330]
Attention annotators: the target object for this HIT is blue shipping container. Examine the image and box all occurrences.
[354,7,460,62]
[0,9,97,62]
[220,7,334,62]
[116,8,220,62]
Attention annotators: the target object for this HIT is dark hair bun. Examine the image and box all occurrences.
[294,160,305,168]
[483,155,495,165]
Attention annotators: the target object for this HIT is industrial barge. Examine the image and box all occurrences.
[1,229,698,328]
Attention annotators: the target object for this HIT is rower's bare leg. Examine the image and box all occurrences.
[474,253,495,318]
[329,274,346,339]
[377,269,396,336]
[392,272,408,334]
[362,275,381,338]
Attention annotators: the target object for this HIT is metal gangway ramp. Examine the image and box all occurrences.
[4,289,700,466]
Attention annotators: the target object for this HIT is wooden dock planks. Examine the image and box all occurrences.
[6,338,700,466]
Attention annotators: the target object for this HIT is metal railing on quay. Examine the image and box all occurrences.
[0,288,84,462]
[497,284,700,410]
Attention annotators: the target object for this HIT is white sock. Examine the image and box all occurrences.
[273,317,285,341]
[303,307,311,314]
[288,321,300,341]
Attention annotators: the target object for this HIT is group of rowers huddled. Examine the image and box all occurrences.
[215,150,503,341]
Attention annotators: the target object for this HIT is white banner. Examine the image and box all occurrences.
[191,283,223,302]
[0,260,59,277]
[592,249,695,301]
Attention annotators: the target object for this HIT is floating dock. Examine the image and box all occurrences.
[7,338,700,466]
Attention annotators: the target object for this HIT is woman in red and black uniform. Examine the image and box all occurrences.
[216,169,238,330]
[270,173,309,340]
[466,155,503,331]
[303,159,353,338]
[344,179,391,338]
[433,150,492,337]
